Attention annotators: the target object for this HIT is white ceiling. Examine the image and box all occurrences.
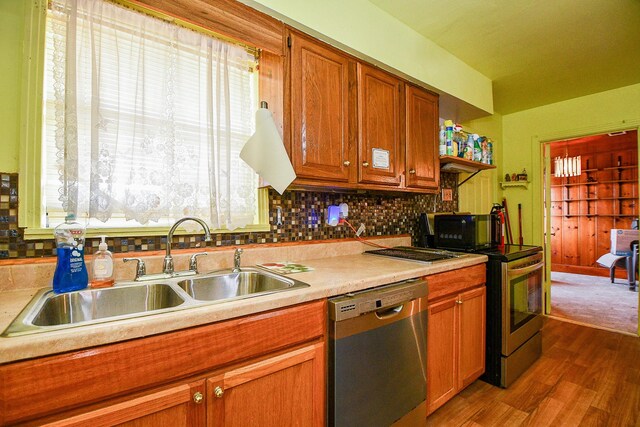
[367,0,640,115]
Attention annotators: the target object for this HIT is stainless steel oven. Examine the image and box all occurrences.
[502,252,544,355]
[481,245,544,388]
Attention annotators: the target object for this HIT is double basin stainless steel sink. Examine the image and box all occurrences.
[3,267,310,337]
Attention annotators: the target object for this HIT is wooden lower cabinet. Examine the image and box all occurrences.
[426,267,486,416]
[40,381,206,427]
[1,301,326,426]
[207,342,325,426]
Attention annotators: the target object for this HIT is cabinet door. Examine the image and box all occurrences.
[290,32,353,183]
[426,296,458,415]
[42,381,206,427]
[405,84,439,190]
[357,63,402,186]
[458,286,486,389]
[207,342,325,427]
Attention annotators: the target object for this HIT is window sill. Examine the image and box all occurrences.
[22,224,271,240]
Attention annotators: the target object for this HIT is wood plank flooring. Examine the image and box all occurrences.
[426,317,640,426]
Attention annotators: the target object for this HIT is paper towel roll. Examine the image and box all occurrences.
[240,107,296,194]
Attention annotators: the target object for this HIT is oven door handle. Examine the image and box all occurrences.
[507,261,544,277]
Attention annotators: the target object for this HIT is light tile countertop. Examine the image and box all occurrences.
[0,240,487,365]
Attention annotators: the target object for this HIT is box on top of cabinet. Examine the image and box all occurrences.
[610,229,638,255]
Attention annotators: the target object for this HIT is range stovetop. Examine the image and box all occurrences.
[364,246,467,263]
[477,244,543,262]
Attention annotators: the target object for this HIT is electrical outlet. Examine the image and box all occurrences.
[442,188,453,201]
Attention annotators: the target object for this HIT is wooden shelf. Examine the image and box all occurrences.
[500,181,529,189]
[599,180,638,184]
[603,165,637,171]
[439,156,495,173]
[439,156,496,188]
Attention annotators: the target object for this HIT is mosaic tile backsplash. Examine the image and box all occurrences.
[0,172,459,259]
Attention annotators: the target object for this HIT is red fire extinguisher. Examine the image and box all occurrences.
[490,204,505,248]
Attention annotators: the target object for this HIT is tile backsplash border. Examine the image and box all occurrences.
[0,172,459,259]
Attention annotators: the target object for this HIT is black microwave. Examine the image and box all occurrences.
[434,214,501,251]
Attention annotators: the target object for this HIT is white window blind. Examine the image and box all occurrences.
[42,0,259,231]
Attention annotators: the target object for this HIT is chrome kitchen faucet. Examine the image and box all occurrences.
[163,217,212,275]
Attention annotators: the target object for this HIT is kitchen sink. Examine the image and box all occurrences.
[2,268,310,337]
[2,283,186,337]
[177,267,310,302]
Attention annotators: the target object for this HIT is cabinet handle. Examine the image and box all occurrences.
[409,169,416,174]
[193,391,204,404]
[214,386,224,398]
[362,162,369,168]
[456,300,463,304]
[343,160,351,166]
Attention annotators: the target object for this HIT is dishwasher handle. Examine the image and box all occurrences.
[375,304,404,320]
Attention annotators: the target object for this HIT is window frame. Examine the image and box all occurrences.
[19,0,270,240]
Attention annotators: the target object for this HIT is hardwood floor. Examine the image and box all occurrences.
[426,317,640,426]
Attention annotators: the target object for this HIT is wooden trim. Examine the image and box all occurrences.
[552,264,627,278]
[129,0,285,54]
[427,263,486,301]
[0,300,326,425]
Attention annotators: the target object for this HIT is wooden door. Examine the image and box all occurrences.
[457,286,486,389]
[290,32,353,183]
[405,84,439,190]
[357,63,402,186]
[207,342,325,426]
[426,296,458,415]
[42,381,206,427]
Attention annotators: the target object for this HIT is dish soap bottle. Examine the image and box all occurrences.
[91,235,114,288]
[52,214,88,293]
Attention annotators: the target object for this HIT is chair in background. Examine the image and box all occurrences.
[596,252,633,287]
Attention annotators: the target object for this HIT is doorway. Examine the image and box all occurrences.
[543,130,638,334]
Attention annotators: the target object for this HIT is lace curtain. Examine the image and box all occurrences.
[45,0,258,230]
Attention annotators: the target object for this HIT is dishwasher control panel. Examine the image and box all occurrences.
[329,279,428,321]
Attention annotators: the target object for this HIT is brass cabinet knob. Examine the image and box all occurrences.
[456,300,463,304]
[362,162,369,167]
[343,160,351,166]
[193,391,204,404]
[214,386,224,398]
[409,169,416,174]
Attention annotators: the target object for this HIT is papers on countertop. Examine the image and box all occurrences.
[256,262,314,274]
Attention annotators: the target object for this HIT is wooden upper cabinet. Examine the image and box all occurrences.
[357,63,402,186]
[290,32,353,183]
[405,84,439,190]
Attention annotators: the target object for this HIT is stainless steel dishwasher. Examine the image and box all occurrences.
[328,279,428,427]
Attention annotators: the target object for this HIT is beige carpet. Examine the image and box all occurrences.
[550,271,638,334]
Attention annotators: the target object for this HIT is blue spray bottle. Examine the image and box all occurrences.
[52,214,89,293]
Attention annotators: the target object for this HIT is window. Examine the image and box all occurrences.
[41,0,261,232]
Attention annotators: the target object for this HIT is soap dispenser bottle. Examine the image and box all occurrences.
[91,235,114,288]
[52,214,89,293]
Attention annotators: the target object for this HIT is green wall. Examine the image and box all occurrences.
[0,0,25,173]
[501,83,640,247]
